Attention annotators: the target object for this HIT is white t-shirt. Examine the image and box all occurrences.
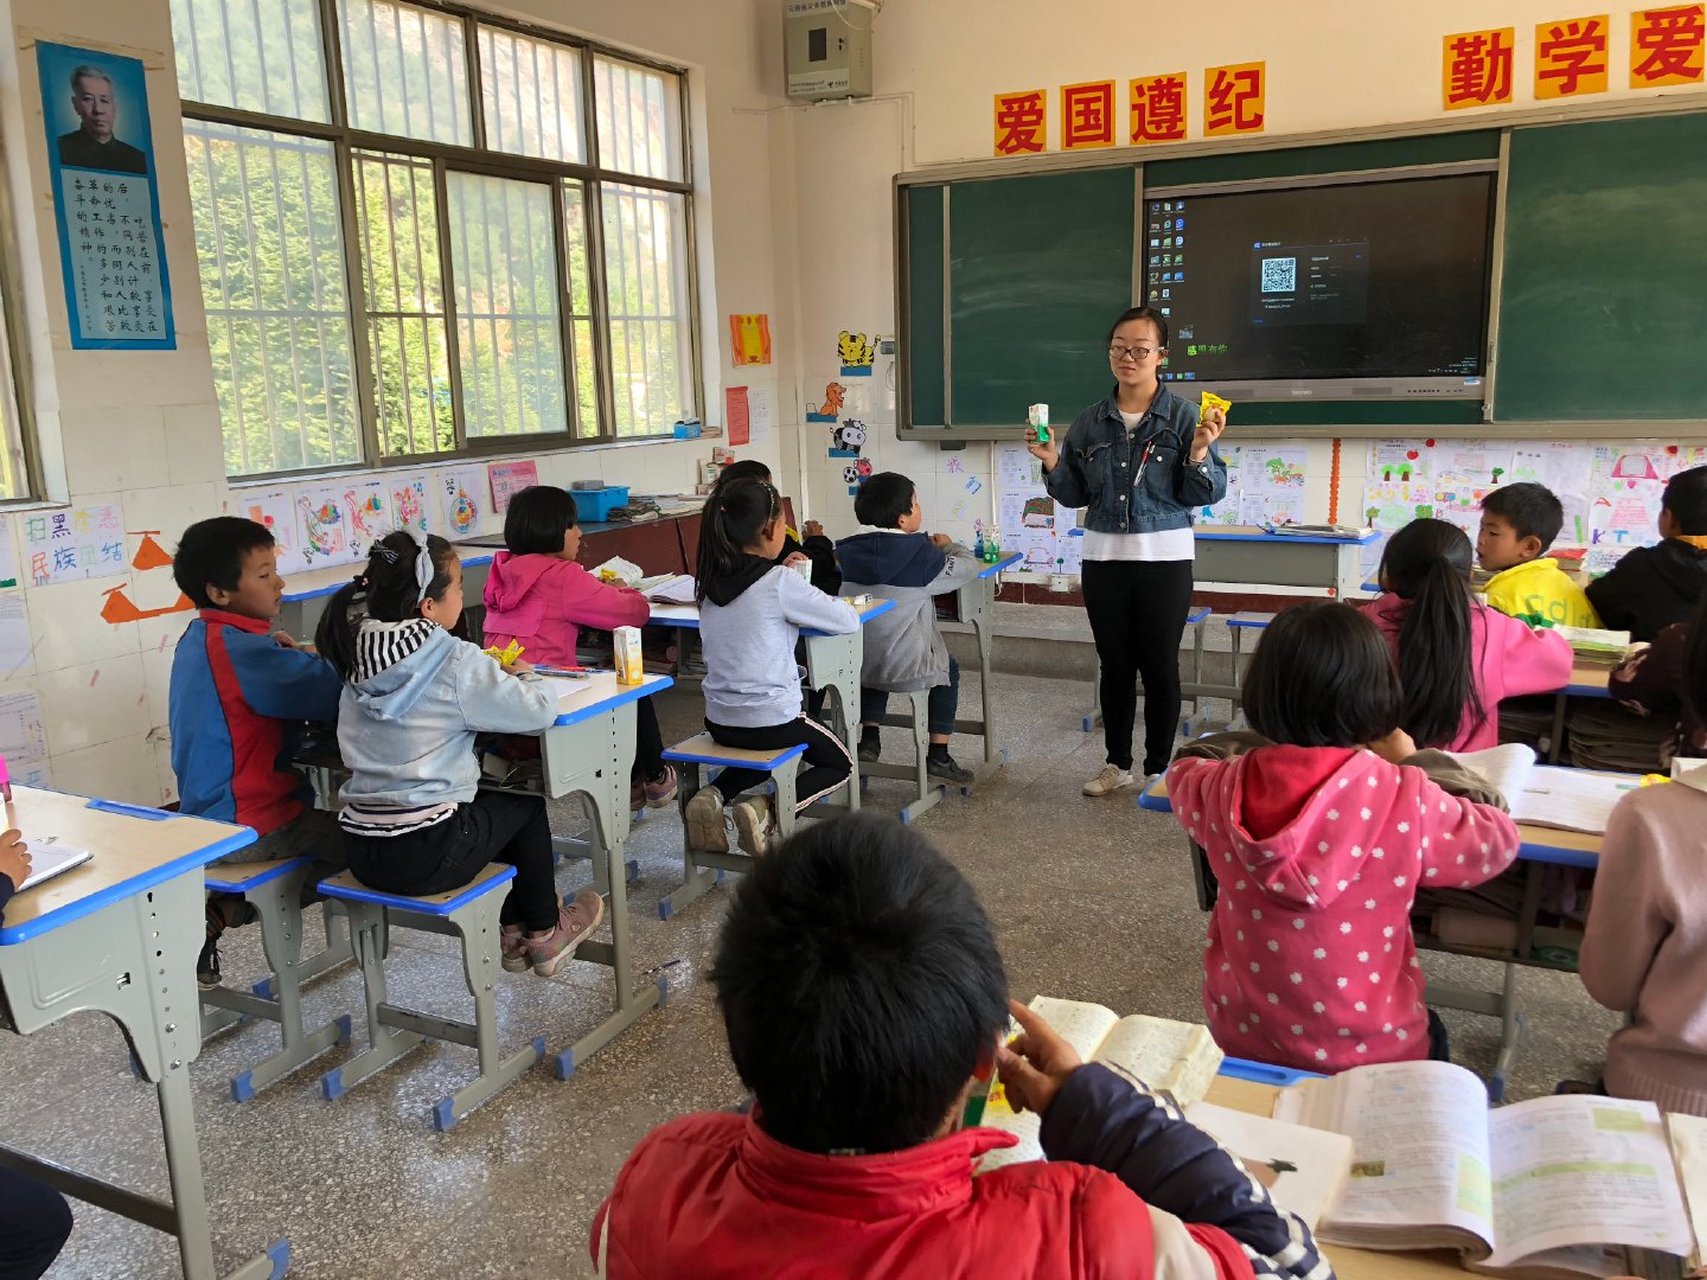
[1080,410,1195,563]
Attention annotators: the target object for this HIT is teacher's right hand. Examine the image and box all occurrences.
[1025,428,1059,472]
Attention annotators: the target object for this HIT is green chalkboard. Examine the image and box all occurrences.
[946,168,1137,428]
[1494,113,1707,420]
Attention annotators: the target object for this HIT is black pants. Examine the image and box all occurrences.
[633,695,665,783]
[0,1168,71,1280]
[1081,558,1195,775]
[705,715,852,813]
[343,789,557,932]
[1427,1007,1451,1063]
[861,658,960,737]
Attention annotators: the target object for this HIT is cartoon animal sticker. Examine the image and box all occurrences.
[806,381,846,423]
[837,331,877,375]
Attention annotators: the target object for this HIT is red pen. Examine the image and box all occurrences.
[0,751,12,803]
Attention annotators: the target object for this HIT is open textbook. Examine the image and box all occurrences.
[976,997,1223,1172]
[1272,1060,1693,1278]
[1447,744,1641,835]
[640,573,697,606]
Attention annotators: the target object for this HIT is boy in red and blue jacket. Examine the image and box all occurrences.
[169,517,343,988]
[592,812,1331,1280]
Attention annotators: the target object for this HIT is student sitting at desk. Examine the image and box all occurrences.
[684,478,859,857]
[169,516,346,989]
[0,828,75,1280]
[1476,482,1600,629]
[316,532,602,978]
[714,459,840,594]
[1366,518,1571,750]
[837,471,978,785]
[1607,606,1707,763]
[592,813,1326,1280]
[1579,611,1707,1116]
[480,484,678,813]
[1586,463,1707,643]
[1167,602,1520,1072]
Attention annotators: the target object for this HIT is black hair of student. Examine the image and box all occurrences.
[1665,465,1707,535]
[694,477,781,604]
[853,471,916,529]
[714,459,773,487]
[502,485,578,557]
[710,811,1008,1155]
[315,531,458,680]
[1107,304,1169,349]
[172,516,276,610]
[1480,482,1564,552]
[1243,602,1402,748]
[1378,518,1486,749]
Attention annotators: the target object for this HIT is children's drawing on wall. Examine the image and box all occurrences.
[389,474,431,539]
[22,505,126,587]
[297,488,348,564]
[344,479,392,558]
[438,469,484,538]
[837,330,877,377]
[1021,496,1054,528]
[806,381,846,424]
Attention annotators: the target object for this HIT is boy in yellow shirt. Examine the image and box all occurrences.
[1477,482,1601,629]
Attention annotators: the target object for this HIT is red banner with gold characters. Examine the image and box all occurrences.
[992,65,1261,155]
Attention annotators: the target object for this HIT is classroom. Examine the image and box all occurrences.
[0,0,1704,1276]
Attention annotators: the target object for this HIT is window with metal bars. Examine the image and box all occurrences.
[170,0,701,480]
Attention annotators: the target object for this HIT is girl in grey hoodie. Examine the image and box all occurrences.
[316,532,601,977]
[688,479,859,856]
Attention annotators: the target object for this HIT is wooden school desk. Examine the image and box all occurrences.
[645,597,897,811]
[277,546,495,642]
[0,788,285,1280]
[1202,1074,1466,1280]
[530,671,674,1076]
[1139,774,1623,1100]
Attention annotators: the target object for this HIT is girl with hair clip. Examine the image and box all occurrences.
[1365,518,1570,751]
[688,478,860,856]
[1167,601,1521,1071]
[315,531,603,977]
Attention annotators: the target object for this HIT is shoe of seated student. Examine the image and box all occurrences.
[1082,764,1135,797]
[926,748,975,786]
[731,795,777,858]
[642,764,678,809]
[857,727,881,764]
[684,785,728,853]
[197,936,222,991]
[629,781,645,814]
[500,922,530,974]
[528,889,605,978]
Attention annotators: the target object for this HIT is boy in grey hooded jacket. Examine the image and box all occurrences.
[837,472,980,784]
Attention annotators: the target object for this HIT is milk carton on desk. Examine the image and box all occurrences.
[613,625,644,686]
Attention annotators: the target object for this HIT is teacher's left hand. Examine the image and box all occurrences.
[1191,407,1227,460]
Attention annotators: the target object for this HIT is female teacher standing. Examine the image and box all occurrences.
[1029,305,1228,796]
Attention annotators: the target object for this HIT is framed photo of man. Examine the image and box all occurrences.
[36,41,174,349]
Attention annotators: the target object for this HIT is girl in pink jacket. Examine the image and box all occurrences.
[1365,518,1571,751]
[482,486,677,812]
[1167,602,1521,1073]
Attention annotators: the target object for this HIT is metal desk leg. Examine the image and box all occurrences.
[0,873,286,1280]
[543,706,664,1080]
[803,630,862,812]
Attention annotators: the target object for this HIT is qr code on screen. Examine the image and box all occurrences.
[1259,257,1297,294]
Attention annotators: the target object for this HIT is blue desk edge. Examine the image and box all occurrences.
[553,675,674,726]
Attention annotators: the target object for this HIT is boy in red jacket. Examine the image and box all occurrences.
[591,812,1330,1280]
[481,485,676,811]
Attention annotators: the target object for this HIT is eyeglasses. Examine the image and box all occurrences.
[1108,343,1158,363]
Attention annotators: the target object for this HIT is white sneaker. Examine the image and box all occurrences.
[731,796,777,857]
[684,785,728,852]
[1082,764,1136,797]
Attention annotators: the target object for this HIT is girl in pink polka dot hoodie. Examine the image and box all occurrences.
[1165,602,1521,1074]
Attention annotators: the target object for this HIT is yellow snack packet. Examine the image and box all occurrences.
[484,639,525,665]
[1199,390,1232,419]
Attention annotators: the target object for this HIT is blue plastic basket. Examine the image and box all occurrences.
[569,486,630,523]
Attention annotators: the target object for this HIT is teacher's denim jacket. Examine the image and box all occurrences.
[1043,384,1227,534]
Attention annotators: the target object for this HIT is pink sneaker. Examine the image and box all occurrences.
[527,888,605,977]
[500,923,529,973]
[642,764,678,809]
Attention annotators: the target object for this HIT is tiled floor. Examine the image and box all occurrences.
[1,665,1621,1279]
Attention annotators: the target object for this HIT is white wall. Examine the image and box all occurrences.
[0,0,786,803]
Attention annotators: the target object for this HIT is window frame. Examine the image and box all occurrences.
[177,0,703,482]
[0,133,44,502]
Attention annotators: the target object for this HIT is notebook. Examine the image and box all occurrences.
[17,840,92,891]
[1183,1101,1354,1231]
[641,574,698,606]
[1447,743,1642,834]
